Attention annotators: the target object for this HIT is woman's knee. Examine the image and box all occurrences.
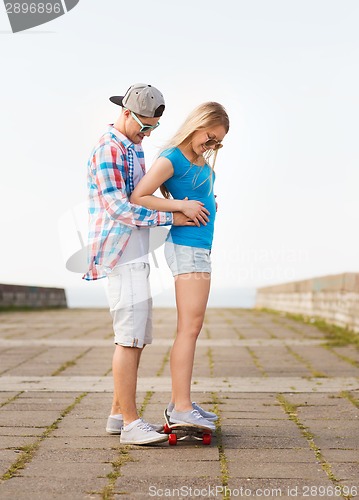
[177,321,203,339]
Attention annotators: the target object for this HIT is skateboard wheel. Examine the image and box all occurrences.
[203,433,211,445]
[168,433,177,446]
[163,424,171,434]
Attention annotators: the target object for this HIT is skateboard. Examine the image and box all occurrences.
[163,409,213,446]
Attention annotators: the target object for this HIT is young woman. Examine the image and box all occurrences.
[131,101,230,429]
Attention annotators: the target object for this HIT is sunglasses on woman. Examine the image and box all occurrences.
[129,110,160,133]
[204,138,223,150]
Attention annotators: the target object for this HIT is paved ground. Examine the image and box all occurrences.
[0,308,358,500]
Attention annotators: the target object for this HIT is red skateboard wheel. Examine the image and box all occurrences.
[168,433,177,445]
[203,433,211,445]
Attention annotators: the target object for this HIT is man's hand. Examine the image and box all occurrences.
[173,212,197,226]
[180,198,209,227]
[179,197,209,227]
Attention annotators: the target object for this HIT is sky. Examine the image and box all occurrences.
[1,0,358,308]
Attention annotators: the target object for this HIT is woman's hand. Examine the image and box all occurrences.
[180,197,210,227]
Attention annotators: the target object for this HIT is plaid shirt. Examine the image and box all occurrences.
[83,125,173,281]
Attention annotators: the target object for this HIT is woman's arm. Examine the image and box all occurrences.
[131,157,210,226]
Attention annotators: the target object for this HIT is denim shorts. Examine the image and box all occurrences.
[107,262,152,348]
[164,241,212,276]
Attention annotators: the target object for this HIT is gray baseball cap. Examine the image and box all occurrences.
[110,83,165,118]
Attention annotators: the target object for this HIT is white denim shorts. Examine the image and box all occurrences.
[107,262,152,348]
[164,241,212,276]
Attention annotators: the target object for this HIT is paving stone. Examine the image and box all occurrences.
[229,462,327,480]
[309,426,359,440]
[114,476,221,498]
[291,345,359,376]
[0,410,63,429]
[0,476,106,499]
[225,448,315,463]
[3,347,88,376]
[28,436,120,449]
[18,392,81,400]
[0,436,39,449]
[329,463,359,481]
[0,450,25,476]
[222,435,307,449]
[330,345,359,363]
[323,449,359,462]
[37,436,119,452]
[25,447,116,463]
[20,459,112,478]
[226,478,334,496]
[1,401,74,411]
[129,447,219,462]
[0,392,19,405]
[223,424,303,439]
[314,436,359,450]
[0,426,45,437]
[51,421,113,438]
[339,480,359,498]
[121,459,219,478]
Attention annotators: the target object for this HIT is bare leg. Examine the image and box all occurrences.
[170,273,211,412]
[111,345,144,425]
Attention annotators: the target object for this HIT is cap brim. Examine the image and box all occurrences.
[109,96,124,106]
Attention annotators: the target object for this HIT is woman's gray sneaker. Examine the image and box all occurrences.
[169,409,216,431]
[192,402,218,421]
[166,402,218,422]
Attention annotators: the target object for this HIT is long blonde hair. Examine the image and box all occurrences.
[160,102,230,199]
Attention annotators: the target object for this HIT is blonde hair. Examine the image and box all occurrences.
[160,102,229,198]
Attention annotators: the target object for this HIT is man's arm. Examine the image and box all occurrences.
[93,144,172,227]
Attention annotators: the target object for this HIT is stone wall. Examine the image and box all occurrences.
[0,284,67,308]
[256,273,359,333]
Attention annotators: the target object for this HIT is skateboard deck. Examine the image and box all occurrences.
[163,409,213,445]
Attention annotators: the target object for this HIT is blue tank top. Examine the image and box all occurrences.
[160,147,216,249]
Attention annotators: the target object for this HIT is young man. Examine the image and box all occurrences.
[83,84,207,445]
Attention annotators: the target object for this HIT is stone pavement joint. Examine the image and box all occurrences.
[0,308,358,500]
[0,375,358,393]
[0,338,328,347]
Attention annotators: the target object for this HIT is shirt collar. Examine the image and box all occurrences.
[109,125,134,150]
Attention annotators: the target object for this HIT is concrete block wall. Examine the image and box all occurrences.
[0,284,67,308]
[256,273,359,333]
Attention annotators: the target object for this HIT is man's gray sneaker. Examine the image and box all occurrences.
[120,419,168,445]
[169,409,216,431]
[106,416,123,435]
[106,416,164,435]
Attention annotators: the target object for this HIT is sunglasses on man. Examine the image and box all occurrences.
[128,110,160,133]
